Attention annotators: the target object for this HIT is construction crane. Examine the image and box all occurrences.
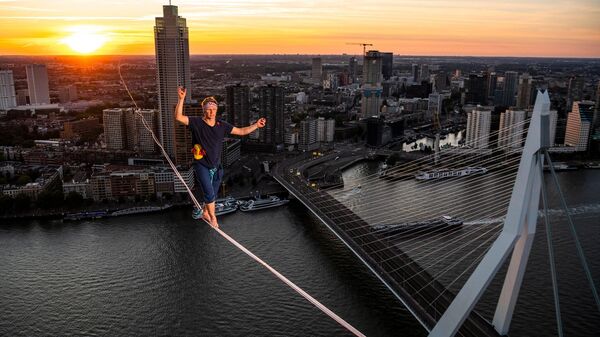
[346,42,373,56]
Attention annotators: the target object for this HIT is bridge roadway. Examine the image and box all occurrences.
[273,154,502,337]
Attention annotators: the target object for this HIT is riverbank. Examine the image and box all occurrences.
[0,178,289,222]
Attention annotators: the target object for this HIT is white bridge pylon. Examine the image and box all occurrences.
[429,90,551,337]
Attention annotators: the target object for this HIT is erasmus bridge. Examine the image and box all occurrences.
[272,91,600,337]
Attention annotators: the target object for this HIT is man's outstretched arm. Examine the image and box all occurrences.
[231,118,266,136]
[175,86,189,126]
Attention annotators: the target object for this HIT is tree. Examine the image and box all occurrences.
[16,174,31,186]
[14,194,31,211]
[0,195,14,214]
[37,190,64,209]
[65,191,84,209]
[386,153,401,166]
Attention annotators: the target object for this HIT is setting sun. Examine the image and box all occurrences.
[60,26,108,54]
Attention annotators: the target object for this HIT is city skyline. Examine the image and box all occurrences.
[0,0,599,58]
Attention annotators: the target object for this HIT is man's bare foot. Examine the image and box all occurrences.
[210,217,219,229]
[202,211,211,223]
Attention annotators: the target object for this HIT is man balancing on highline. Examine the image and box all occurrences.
[175,86,266,228]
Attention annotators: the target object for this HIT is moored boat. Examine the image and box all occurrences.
[239,195,289,212]
[415,167,487,181]
[372,215,463,235]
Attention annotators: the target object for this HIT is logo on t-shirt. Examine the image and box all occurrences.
[192,144,206,160]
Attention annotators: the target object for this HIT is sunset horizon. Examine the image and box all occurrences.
[1,0,599,58]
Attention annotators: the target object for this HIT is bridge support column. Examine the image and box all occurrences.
[492,152,542,335]
[428,91,550,337]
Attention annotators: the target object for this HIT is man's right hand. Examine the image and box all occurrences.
[178,86,186,100]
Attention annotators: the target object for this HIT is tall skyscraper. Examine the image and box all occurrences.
[419,64,430,83]
[381,52,393,80]
[498,109,526,148]
[361,50,383,117]
[226,84,250,127]
[26,64,50,105]
[501,71,519,107]
[154,4,191,163]
[411,64,419,82]
[466,108,492,148]
[487,72,497,102]
[549,110,558,146]
[103,109,127,150]
[0,70,17,110]
[348,57,358,83]
[516,73,533,109]
[565,101,595,151]
[464,74,487,105]
[259,85,284,146]
[432,72,449,92]
[311,57,322,82]
[567,75,584,108]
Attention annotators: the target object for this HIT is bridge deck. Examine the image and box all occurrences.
[273,156,502,337]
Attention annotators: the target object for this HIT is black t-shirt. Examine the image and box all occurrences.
[189,117,233,168]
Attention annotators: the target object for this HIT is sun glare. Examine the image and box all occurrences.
[60,26,108,54]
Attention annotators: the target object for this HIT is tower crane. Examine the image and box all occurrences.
[346,42,373,56]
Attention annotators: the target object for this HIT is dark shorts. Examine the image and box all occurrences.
[193,163,223,203]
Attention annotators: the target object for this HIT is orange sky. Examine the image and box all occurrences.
[0,0,599,57]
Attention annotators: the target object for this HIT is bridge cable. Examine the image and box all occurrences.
[545,149,600,313]
[539,152,564,337]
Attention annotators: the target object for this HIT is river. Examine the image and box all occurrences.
[0,168,599,336]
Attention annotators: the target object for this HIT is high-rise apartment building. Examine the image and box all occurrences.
[487,72,498,102]
[154,4,191,163]
[381,52,393,80]
[428,92,443,118]
[501,71,519,107]
[565,101,595,151]
[549,110,558,146]
[259,85,284,146]
[464,74,487,105]
[516,73,533,109]
[349,57,358,83]
[103,108,157,153]
[498,109,526,148]
[412,64,419,82]
[312,57,322,82]
[466,108,492,148]
[317,117,335,143]
[0,70,17,110]
[567,75,584,108]
[59,85,78,103]
[26,64,50,105]
[126,109,157,153]
[298,118,318,151]
[419,64,430,83]
[361,50,383,117]
[103,109,127,150]
[226,84,250,127]
[16,89,28,106]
